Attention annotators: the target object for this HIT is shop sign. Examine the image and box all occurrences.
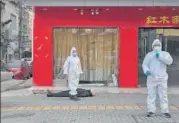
[145,16,179,24]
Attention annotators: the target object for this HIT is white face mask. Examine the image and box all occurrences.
[153,46,161,52]
[72,52,77,57]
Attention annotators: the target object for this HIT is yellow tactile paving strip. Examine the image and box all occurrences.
[1,105,179,111]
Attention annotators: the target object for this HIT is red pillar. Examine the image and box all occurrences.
[119,27,138,87]
[33,27,53,86]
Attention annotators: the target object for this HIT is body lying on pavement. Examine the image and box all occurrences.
[46,88,96,98]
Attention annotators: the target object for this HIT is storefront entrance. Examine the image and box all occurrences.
[33,7,179,87]
[138,28,179,87]
[53,28,119,86]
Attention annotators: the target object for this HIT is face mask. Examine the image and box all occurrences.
[72,52,77,57]
[153,46,161,52]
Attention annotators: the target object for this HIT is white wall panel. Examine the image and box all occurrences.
[85,0,119,6]
[11,0,179,7]
[153,0,179,6]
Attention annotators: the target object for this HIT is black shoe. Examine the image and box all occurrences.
[46,90,52,97]
[163,113,171,118]
[147,112,155,117]
[70,95,80,101]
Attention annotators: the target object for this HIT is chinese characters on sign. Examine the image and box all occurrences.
[172,16,179,24]
[146,16,179,24]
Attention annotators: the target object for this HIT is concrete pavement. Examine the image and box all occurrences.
[1,79,179,123]
[2,110,179,123]
[1,87,179,123]
[1,105,179,112]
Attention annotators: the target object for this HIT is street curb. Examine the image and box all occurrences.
[29,86,179,94]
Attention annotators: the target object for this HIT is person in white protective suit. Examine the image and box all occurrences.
[142,39,173,118]
[63,47,83,101]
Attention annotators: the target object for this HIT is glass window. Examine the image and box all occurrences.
[138,28,179,87]
[53,28,119,86]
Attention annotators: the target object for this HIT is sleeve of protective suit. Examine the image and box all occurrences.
[159,52,173,65]
[78,57,83,74]
[142,53,151,74]
[63,57,70,74]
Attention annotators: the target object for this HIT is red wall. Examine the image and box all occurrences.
[33,7,179,87]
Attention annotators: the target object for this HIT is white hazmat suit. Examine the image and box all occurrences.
[142,39,173,113]
[63,47,83,96]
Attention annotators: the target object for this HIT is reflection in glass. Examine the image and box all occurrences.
[138,28,179,87]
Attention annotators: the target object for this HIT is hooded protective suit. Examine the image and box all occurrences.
[63,47,83,96]
[142,39,173,113]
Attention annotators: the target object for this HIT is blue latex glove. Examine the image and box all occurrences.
[156,52,160,58]
[145,71,151,76]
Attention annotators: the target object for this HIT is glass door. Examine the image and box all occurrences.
[53,28,119,86]
[138,28,179,87]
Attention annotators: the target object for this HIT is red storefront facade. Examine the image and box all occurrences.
[33,7,179,87]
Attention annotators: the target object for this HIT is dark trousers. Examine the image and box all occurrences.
[48,88,93,97]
